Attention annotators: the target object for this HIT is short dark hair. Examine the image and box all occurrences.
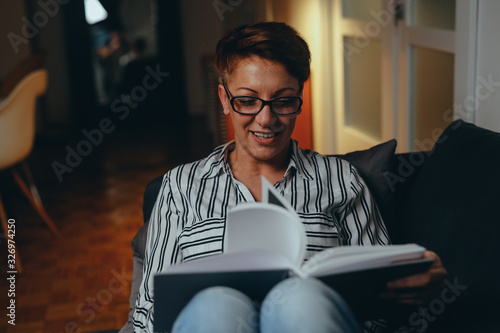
[216,22,311,88]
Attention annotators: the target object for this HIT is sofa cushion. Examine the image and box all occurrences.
[397,120,500,329]
[334,139,398,233]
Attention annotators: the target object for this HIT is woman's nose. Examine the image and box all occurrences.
[255,104,277,127]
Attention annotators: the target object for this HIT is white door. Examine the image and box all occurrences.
[397,0,456,152]
[332,0,396,153]
[331,0,457,153]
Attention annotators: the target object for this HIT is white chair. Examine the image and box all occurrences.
[0,69,60,273]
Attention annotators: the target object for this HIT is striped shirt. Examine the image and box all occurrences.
[133,140,390,332]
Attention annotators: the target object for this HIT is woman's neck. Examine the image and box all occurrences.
[228,142,291,201]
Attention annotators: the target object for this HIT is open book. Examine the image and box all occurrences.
[154,178,433,332]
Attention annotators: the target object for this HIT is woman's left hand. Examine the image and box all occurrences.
[380,251,448,305]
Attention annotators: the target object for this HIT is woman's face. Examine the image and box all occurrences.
[219,56,301,166]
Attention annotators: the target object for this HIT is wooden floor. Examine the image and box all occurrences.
[0,120,214,333]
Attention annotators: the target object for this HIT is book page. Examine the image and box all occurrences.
[225,203,306,267]
[299,244,427,277]
[261,176,296,213]
[165,249,294,274]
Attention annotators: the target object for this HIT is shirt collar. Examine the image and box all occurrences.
[200,141,234,180]
[201,139,314,181]
[288,139,314,181]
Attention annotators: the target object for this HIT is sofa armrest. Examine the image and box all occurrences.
[119,223,149,333]
[118,254,143,333]
[142,175,164,224]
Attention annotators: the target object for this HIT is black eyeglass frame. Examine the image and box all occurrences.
[222,82,303,116]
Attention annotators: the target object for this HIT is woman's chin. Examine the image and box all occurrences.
[247,144,289,163]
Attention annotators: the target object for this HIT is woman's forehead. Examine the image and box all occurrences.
[226,56,299,88]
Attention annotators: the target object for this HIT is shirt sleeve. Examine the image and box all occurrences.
[133,172,183,332]
[337,164,391,246]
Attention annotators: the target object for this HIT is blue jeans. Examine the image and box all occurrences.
[172,277,365,333]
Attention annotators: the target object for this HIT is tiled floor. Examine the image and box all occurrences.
[0,119,215,333]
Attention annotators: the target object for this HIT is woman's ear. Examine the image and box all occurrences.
[218,84,231,116]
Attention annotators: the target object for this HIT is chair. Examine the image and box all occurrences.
[0,69,60,273]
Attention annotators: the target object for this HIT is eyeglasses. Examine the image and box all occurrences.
[223,82,303,116]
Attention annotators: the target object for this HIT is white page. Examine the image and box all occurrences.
[225,203,306,268]
[165,249,293,274]
[300,244,426,277]
[261,176,296,213]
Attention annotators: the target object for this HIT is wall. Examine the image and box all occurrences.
[32,0,72,126]
[0,1,31,80]
[475,0,500,132]
[180,0,268,117]
[270,0,331,153]
[180,0,224,117]
[0,0,72,130]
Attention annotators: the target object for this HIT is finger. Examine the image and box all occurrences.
[423,251,447,273]
[380,289,435,305]
[380,293,425,305]
[387,272,432,289]
[382,282,443,301]
[387,262,447,289]
[394,298,426,305]
[380,290,419,300]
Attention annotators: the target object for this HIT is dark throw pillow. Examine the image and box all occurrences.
[397,120,500,331]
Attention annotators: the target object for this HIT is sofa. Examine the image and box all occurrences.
[116,119,500,333]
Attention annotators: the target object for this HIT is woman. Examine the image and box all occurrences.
[133,22,446,333]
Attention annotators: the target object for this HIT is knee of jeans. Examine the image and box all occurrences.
[174,287,259,333]
[192,286,243,304]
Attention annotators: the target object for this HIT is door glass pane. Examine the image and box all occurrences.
[412,0,456,30]
[342,0,382,22]
[410,46,454,151]
[343,37,382,140]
